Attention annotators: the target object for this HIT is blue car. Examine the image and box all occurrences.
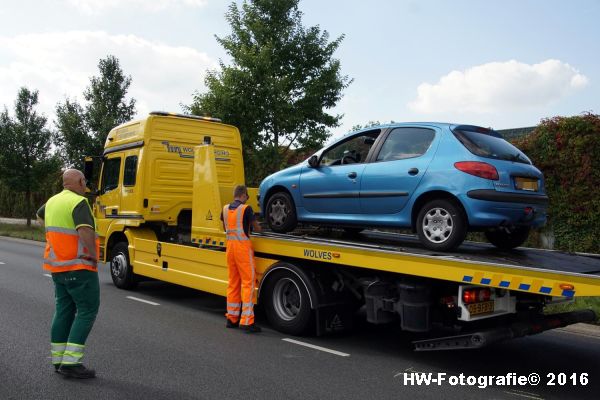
[258,123,548,251]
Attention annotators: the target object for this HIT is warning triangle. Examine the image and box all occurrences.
[206,210,213,220]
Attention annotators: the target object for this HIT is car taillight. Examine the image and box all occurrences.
[462,288,492,304]
[454,161,499,180]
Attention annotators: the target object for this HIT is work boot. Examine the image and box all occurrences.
[54,365,60,373]
[226,319,239,329]
[241,324,262,334]
[58,364,96,379]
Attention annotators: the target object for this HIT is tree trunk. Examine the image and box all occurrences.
[25,189,31,227]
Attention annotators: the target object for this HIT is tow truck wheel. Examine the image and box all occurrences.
[416,199,467,251]
[485,226,530,250]
[262,269,313,335]
[266,192,297,233]
[110,242,138,289]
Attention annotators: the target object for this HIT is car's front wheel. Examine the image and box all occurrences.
[266,192,297,233]
[485,226,530,250]
[416,199,467,251]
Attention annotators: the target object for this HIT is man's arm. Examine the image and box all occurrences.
[72,200,97,262]
[77,226,97,262]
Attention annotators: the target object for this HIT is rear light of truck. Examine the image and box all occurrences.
[462,288,492,304]
[454,161,499,180]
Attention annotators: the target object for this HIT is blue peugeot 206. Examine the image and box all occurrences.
[258,123,548,251]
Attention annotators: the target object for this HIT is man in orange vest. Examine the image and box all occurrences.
[37,169,100,378]
[221,184,262,333]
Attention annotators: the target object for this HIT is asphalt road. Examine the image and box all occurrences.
[1,237,599,400]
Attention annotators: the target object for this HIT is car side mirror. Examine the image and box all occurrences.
[307,155,319,168]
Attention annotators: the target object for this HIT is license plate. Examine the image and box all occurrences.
[515,177,538,191]
[467,301,494,315]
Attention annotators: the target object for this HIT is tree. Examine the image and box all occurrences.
[0,87,61,226]
[54,55,136,167]
[188,0,351,184]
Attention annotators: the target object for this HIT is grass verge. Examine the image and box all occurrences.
[545,297,600,325]
[0,223,45,242]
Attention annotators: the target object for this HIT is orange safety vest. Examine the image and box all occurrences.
[42,189,100,273]
[223,203,251,242]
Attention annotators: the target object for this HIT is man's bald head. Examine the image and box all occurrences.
[63,169,86,195]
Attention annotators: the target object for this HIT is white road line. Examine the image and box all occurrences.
[0,262,5,264]
[282,338,350,357]
[43,274,52,277]
[126,296,160,306]
[503,390,544,400]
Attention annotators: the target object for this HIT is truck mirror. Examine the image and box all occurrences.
[308,155,319,168]
[84,157,94,187]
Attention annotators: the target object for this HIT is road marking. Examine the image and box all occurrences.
[282,338,350,357]
[126,296,160,306]
[0,262,5,264]
[504,390,544,400]
[43,274,52,277]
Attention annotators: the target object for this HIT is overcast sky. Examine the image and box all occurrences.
[0,0,598,140]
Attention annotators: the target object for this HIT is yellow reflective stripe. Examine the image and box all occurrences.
[45,259,96,267]
[46,226,78,235]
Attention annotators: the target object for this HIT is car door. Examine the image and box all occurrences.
[360,127,438,214]
[300,130,380,214]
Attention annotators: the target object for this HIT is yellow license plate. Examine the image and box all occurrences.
[467,301,494,315]
[515,177,538,191]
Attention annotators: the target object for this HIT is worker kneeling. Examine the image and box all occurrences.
[222,185,262,333]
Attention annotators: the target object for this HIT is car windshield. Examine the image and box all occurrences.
[452,126,531,165]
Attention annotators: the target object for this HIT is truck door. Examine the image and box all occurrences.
[119,151,141,216]
[98,155,122,218]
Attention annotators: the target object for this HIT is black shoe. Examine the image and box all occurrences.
[241,324,262,333]
[54,365,60,373]
[58,364,96,379]
[226,320,239,329]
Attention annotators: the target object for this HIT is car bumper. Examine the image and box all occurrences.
[462,190,548,228]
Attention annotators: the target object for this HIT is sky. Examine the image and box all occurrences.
[0,0,598,141]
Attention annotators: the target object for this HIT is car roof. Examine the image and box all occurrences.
[343,122,456,137]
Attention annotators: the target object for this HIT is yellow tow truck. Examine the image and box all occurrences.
[85,112,600,350]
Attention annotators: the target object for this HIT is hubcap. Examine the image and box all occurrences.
[111,254,127,278]
[272,278,302,321]
[422,207,454,244]
[269,199,289,227]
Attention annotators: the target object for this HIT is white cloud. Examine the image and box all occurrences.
[408,59,589,114]
[66,0,208,14]
[0,31,216,124]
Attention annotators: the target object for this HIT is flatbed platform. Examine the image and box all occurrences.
[250,229,600,297]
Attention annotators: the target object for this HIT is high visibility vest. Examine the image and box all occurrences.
[43,189,99,273]
[223,204,250,242]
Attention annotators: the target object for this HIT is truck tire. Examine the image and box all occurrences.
[266,192,297,233]
[262,269,313,335]
[110,242,138,289]
[416,199,467,251]
[485,226,530,250]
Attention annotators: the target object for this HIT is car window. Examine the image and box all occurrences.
[376,128,435,161]
[452,126,531,164]
[101,157,121,193]
[320,131,380,166]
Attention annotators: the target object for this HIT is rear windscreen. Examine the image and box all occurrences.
[452,126,531,165]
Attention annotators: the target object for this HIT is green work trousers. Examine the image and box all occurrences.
[51,270,100,364]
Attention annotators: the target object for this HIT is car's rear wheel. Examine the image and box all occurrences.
[485,226,530,250]
[266,192,297,233]
[416,199,467,251]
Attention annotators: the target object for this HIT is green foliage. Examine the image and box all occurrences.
[54,55,136,166]
[188,0,351,185]
[513,113,600,253]
[0,88,62,225]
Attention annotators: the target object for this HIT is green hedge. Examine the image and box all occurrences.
[513,113,600,253]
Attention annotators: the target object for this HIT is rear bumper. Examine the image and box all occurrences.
[467,189,549,205]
